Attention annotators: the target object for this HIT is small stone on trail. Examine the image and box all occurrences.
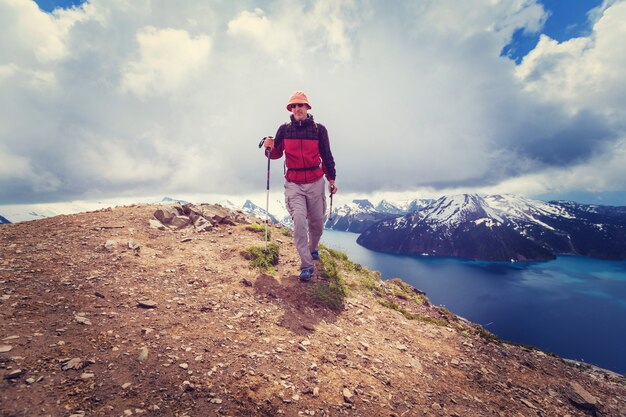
[5,369,25,380]
[179,363,189,370]
[396,343,407,351]
[81,372,95,379]
[210,398,223,404]
[343,388,354,403]
[74,315,92,325]
[137,300,157,309]
[104,240,117,251]
[138,347,149,362]
[241,278,253,287]
[122,382,132,389]
[63,358,84,371]
[0,345,13,353]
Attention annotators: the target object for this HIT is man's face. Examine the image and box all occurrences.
[290,103,308,121]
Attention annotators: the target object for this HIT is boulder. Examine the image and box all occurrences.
[154,207,179,224]
[170,215,192,229]
[567,381,597,410]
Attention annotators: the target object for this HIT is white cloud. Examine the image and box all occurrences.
[1,0,625,205]
[516,1,626,121]
[120,26,212,97]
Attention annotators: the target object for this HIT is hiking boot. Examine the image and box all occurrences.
[311,250,320,260]
[299,268,314,282]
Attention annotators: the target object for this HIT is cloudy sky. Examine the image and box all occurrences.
[2,0,626,208]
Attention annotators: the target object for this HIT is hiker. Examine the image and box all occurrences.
[263,91,338,282]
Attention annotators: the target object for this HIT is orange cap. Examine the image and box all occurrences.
[286,91,312,111]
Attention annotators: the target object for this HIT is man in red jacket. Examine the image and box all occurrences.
[263,91,338,281]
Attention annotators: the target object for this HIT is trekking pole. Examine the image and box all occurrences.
[258,137,271,252]
[328,185,335,221]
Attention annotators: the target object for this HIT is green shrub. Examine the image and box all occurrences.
[241,243,279,273]
[312,248,348,310]
[378,299,416,320]
[280,228,293,237]
[245,224,271,239]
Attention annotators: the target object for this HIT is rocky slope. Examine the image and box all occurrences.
[1,204,625,416]
[358,194,626,261]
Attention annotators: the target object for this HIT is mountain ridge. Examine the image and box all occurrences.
[1,203,625,415]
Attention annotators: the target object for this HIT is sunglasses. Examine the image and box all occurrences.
[289,103,306,110]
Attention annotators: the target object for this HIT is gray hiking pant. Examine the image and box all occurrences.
[285,177,327,271]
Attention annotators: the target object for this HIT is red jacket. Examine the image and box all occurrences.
[270,114,336,184]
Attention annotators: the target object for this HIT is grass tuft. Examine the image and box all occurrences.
[245,224,271,239]
[312,248,348,310]
[241,243,279,273]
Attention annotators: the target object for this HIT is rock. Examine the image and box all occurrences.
[396,343,407,351]
[154,207,179,224]
[74,315,92,325]
[128,240,140,251]
[138,347,149,362]
[567,382,597,410]
[80,372,95,379]
[104,240,117,251]
[5,369,25,379]
[210,398,223,404]
[3,336,19,341]
[149,219,166,230]
[137,300,157,309]
[0,345,12,353]
[122,382,131,389]
[343,388,354,403]
[170,215,191,229]
[359,341,369,351]
[63,358,84,371]
[194,216,213,232]
[520,399,537,410]
[179,363,189,370]
[313,387,320,397]
[25,377,35,384]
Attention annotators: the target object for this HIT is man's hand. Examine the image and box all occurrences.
[263,136,275,151]
[329,180,338,194]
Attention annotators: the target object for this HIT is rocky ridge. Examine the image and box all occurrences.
[1,203,625,416]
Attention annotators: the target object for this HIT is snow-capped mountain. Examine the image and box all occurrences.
[325,199,400,233]
[326,198,433,232]
[0,215,11,224]
[241,200,280,224]
[357,194,626,262]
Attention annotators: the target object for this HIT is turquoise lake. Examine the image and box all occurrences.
[321,230,626,374]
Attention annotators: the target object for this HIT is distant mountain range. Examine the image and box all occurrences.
[357,194,626,262]
[325,198,434,232]
[5,194,624,262]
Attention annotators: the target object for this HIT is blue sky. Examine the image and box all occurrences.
[502,0,604,62]
[2,0,626,207]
